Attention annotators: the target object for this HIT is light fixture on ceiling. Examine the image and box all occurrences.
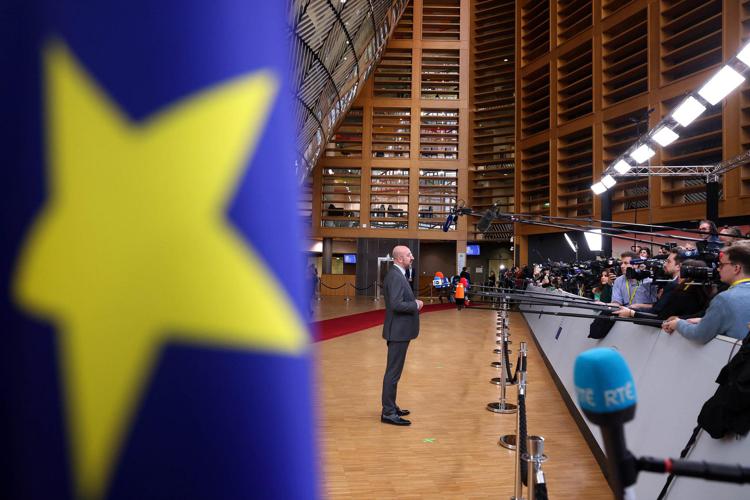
[737,40,750,67]
[697,65,745,105]
[651,125,679,147]
[613,159,632,174]
[564,233,577,254]
[601,174,617,189]
[671,96,706,127]
[591,182,606,195]
[629,143,656,164]
[584,229,603,252]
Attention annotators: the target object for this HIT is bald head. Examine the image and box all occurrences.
[392,245,414,269]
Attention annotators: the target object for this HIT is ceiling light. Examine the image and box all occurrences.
[591,182,606,195]
[613,159,632,174]
[629,144,655,164]
[601,175,617,189]
[697,65,745,105]
[584,229,603,252]
[737,41,750,67]
[651,126,679,147]
[671,96,706,127]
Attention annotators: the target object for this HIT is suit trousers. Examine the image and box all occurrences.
[382,340,410,415]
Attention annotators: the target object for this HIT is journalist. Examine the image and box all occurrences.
[610,251,657,307]
[617,257,710,320]
[615,248,683,318]
[662,244,750,342]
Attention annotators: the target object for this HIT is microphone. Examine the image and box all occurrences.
[574,348,638,500]
[476,204,497,233]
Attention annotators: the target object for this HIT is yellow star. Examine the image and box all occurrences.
[13,43,307,499]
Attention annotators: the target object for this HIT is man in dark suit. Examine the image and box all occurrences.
[381,245,423,426]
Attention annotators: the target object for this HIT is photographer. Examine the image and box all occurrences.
[662,244,750,343]
[593,268,615,302]
[614,248,682,318]
[719,225,742,246]
[610,251,657,307]
[697,219,723,252]
[616,254,710,320]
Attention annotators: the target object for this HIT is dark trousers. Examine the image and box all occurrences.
[382,340,410,415]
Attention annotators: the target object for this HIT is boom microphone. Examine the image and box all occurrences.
[574,348,638,500]
[476,204,497,233]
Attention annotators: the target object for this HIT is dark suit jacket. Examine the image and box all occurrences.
[382,265,420,341]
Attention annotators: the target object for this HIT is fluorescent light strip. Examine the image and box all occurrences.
[697,65,745,105]
[671,96,706,127]
[651,126,679,147]
[564,233,577,252]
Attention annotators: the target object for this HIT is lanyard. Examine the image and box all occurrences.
[625,280,639,304]
[730,278,750,288]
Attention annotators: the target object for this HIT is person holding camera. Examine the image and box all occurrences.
[609,251,657,307]
[662,244,750,342]
[614,248,682,317]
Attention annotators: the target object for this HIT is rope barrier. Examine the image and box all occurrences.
[519,391,529,487]
[319,282,348,290]
[349,281,377,292]
[533,481,548,500]
[503,335,514,382]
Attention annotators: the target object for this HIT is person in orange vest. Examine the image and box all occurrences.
[459,276,470,307]
[455,281,465,310]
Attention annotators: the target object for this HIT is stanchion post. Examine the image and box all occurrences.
[344,282,351,302]
[500,341,527,451]
[373,281,381,302]
[523,436,548,500]
[487,315,517,414]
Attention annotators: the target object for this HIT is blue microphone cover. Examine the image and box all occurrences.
[574,348,637,415]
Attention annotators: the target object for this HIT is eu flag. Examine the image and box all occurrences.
[1,1,317,499]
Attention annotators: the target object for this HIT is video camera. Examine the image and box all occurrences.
[681,241,721,265]
[625,258,672,282]
[680,265,721,284]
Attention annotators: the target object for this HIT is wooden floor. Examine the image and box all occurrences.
[314,297,611,499]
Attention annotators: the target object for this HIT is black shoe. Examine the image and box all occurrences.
[381,414,411,426]
[396,408,410,416]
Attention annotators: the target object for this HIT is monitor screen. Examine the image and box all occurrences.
[466,244,480,256]
[343,254,357,264]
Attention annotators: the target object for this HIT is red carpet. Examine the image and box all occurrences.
[312,302,455,342]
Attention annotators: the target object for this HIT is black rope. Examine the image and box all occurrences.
[349,281,376,291]
[656,424,702,499]
[510,350,522,384]
[534,482,549,500]
[319,282,348,290]
[503,337,513,382]
[519,392,528,487]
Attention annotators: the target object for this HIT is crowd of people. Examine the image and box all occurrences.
[520,220,750,344]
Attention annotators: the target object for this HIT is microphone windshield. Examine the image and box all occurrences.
[574,348,637,416]
[476,209,494,233]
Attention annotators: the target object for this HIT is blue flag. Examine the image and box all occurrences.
[1,1,317,498]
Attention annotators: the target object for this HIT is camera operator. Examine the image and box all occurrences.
[719,225,742,246]
[696,219,723,252]
[616,254,710,320]
[662,244,750,343]
[609,251,657,307]
[614,248,682,317]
